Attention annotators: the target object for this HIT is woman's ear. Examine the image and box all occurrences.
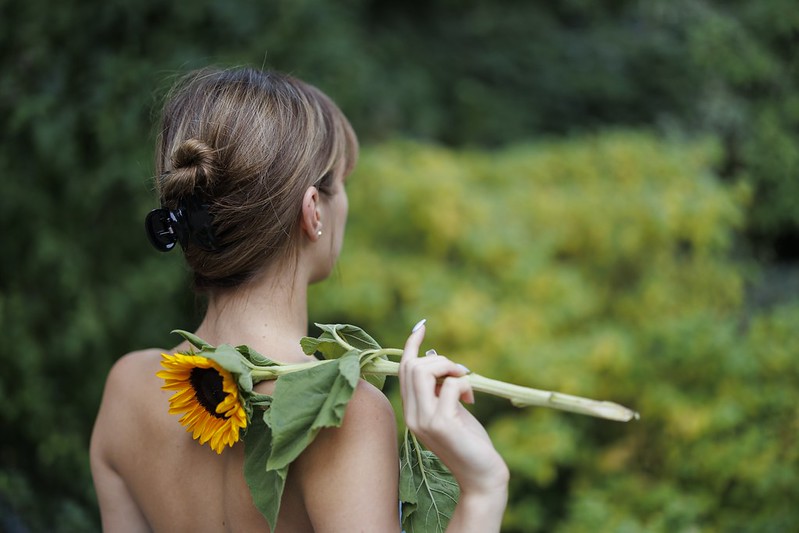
[300,186,323,241]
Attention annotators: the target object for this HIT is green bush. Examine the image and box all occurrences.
[2,0,796,528]
[309,132,798,531]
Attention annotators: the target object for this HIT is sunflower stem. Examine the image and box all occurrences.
[247,355,637,422]
[222,326,638,423]
[361,359,637,422]
[250,359,335,380]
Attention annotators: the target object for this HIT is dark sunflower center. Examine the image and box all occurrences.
[189,367,228,419]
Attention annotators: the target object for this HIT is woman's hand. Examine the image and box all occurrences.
[400,320,509,531]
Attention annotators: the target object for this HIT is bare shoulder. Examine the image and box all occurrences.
[343,379,397,428]
[295,379,397,468]
[90,348,170,531]
[104,348,165,390]
[91,349,168,458]
[292,380,401,529]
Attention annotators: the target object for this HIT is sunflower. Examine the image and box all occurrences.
[157,352,247,454]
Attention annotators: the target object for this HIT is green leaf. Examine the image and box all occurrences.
[299,334,342,358]
[266,350,361,470]
[247,393,273,410]
[199,344,248,378]
[301,331,350,359]
[400,431,459,533]
[238,370,254,393]
[362,371,387,390]
[302,324,382,359]
[318,323,382,351]
[359,351,388,390]
[237,344,279,367]
[171,329,214,351]
[244,411,288,532]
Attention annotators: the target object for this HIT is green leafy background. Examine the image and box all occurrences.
[1,0,797,531]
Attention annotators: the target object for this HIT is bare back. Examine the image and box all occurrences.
[90,349,401,532]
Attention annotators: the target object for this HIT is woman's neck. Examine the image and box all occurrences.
[191,262,315,363]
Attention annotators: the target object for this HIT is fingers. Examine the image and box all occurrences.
[400,318,426,399]
[408,360,471,430]
[401,319,426,365]
[401,319,426,426]
[401,320,469,393]
[401,320,474,430]
[408,357,467,412]
[407,371,473,446]
[437,375,475,412]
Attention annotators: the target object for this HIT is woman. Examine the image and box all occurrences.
[90,67,509,532]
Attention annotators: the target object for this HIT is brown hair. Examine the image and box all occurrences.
[154,67,358,290]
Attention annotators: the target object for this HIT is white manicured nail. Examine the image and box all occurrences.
[425,349,437,357]
[412,319,427,333]
[457,364,471,374]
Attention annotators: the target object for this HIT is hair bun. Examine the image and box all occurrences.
[162,139,219,203]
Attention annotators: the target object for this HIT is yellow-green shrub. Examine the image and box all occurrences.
[310,131,798,531]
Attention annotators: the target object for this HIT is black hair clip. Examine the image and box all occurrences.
[145,198,220,252]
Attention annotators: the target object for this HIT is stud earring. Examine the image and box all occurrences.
[317,229,323,237]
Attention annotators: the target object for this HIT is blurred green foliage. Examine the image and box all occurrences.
[0,0,797,530]
[310,134,798,531]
